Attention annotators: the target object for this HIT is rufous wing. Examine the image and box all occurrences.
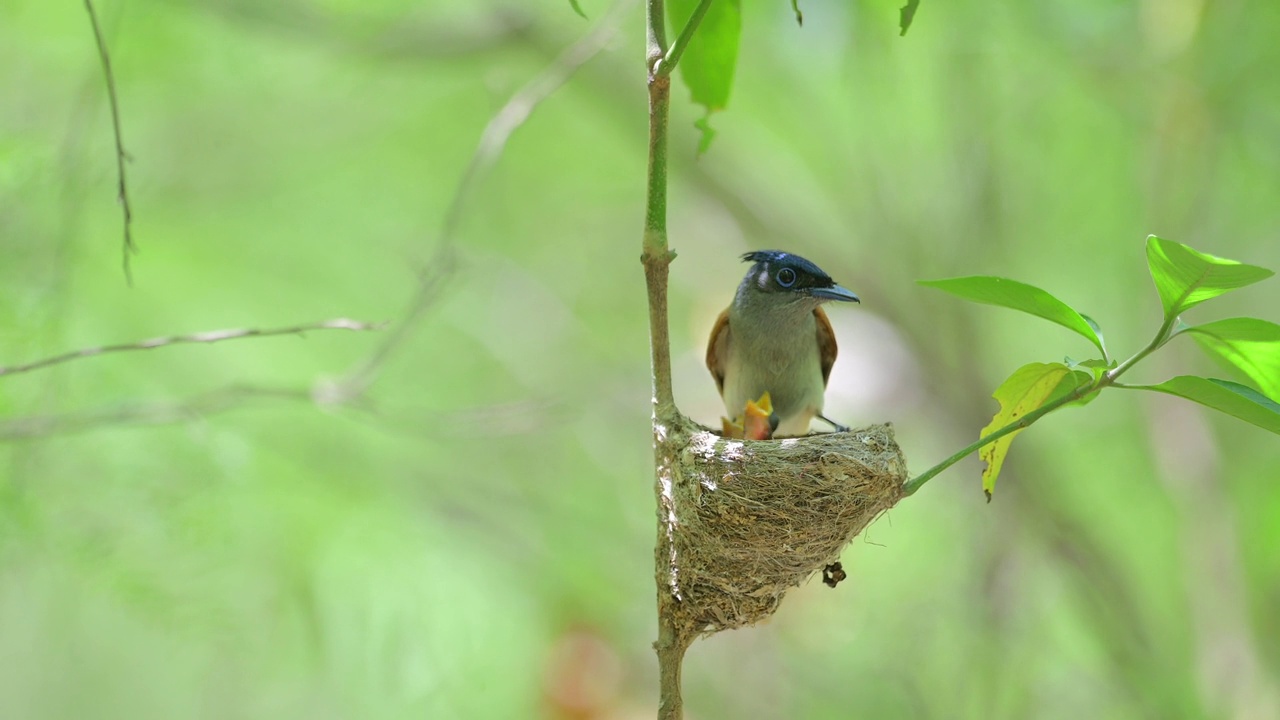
[706,308,731,395]
[815,306,838,387]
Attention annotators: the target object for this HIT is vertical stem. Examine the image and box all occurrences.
[643,0,676,420]
[656,610,691,720]
[643,248,675,419]
[644,1,685,718]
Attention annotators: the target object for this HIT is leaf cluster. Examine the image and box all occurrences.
[917,237,1280,499]
[574,0,922,150]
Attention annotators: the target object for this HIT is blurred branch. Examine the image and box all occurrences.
[333,0,637,402]
[190,0,537,61]
[1,1,629,442]
[0,319,385,378]
[0,384,312,441]
[82,0,136,285]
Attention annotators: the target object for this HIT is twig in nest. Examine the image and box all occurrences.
[0,319,385,378]
[82,0,135,285]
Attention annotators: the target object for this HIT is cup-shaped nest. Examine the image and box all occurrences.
[656,418,906,639]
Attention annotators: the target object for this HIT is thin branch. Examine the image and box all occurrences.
[900,379,1095,495]
[903,312,1180,496]
[657,0,715,76]
[0,319,385,378]
[334,0,637,401]
[189,0,536,62]
[0,384,312,441]
[83,0,136,285]
[440,0,636,243]
[1,2,629,440]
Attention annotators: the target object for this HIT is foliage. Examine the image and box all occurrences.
[921,237,1280,498]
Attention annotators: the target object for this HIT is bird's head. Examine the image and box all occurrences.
[736,250,860,309]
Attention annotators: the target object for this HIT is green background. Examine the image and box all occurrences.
[3,0,1279,717]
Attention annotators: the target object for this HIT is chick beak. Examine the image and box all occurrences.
[809,285,860,303]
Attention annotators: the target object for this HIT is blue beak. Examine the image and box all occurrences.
[809,284,860,303]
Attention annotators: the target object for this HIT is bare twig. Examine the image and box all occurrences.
[1,2,629,440]
[335,0,637,401]
[0,384,311,441]
[0,319,384,378]
[83,0,135,285]
[189,0,536,62]
[440,0,634,242]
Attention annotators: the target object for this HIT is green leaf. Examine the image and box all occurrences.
[1062,358,1107,406]
[694,115,717,155]
[1145,236,1273,319]
[568,0,587,18]
[980,362,1075,500]
[919,276,1106,357]
[1131,376,1280,435]
[1081,314,1109,361]
[899,0,920,36]
[1183,318,1280,401]
[790,0,803,26]
[667,0,741,113]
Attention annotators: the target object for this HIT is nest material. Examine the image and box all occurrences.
[656,416,906,639]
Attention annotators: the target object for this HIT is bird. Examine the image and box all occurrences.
[706,251,860,437]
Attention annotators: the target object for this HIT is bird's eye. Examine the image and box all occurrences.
[776,267,797,288]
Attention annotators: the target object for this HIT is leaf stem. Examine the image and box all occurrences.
[901,380,1096,495]
[657,0,715,77]
[903,310,1181,496]
[1103,311,1179,382]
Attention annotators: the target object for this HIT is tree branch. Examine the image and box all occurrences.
[642,0,718,717]
[334,0,637,403]
[188,0,537,62]
[0,384,313,441]
[0,319,384,378]
[643,0,676,419]
[83,0,135,285]
[6,2,632,440]
[903,312,1179,496]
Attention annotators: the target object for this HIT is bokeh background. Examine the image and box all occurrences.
[4,0,1280,717]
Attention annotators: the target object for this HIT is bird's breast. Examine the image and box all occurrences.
[722,309,825,435]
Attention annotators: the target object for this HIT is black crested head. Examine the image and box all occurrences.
[738,250,859,304]
[741,251,832,283]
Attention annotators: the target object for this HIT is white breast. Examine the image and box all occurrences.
[722,310,825,437]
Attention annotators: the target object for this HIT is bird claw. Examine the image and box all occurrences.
[817,414,850,433]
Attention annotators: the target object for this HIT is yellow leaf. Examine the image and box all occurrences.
[979,363,1072,500]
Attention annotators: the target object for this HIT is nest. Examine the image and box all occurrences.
[655,416,906,640]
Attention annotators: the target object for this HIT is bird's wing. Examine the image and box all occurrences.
[815,306,838,387]
[706,309,731,395]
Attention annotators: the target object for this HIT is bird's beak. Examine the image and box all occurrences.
[809,285,860,303]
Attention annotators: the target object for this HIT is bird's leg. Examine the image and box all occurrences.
[816,414,850,433]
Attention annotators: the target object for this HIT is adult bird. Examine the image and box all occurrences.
[706,251,860,437]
